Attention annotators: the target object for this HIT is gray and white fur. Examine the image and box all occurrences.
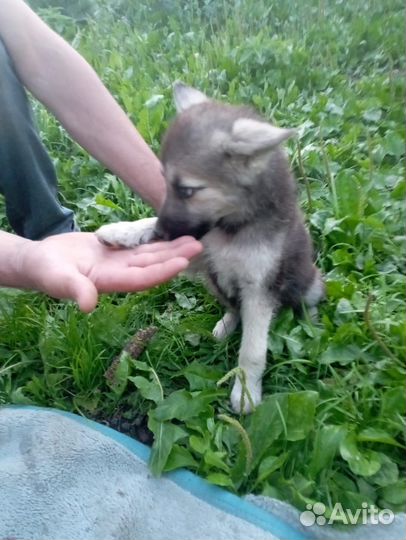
[96,83,324,413]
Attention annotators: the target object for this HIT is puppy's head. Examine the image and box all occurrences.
[156,83,295,240]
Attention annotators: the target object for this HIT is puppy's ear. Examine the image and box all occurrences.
[173,82,209,113]
[225,118,296,156]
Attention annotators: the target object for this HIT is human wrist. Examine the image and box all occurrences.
[0,231,37,290]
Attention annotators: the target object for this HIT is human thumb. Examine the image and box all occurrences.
[65,273,99,313]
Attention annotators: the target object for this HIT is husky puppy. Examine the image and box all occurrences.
[96,83,324,413]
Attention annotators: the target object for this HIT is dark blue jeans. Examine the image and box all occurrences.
[0,39,75,240]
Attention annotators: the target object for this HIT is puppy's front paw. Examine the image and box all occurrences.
[96,217,158,248]
[230,376,262,414]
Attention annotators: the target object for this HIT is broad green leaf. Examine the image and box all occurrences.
[309,210,331,232]
[132,360,151,372]
[247,394,287,461]
[284,326,304,357]
[357,478,378,503]
[204,450,230,473]
[330,248,354,268]
[335,298,354,317]
[148,416,187,476]
[261,483,282,499]
[10,387,35,405]
[334,170,364,219]
[309,425,347,476]
[185,417,207,437]
[128,375,162,403]
[362,108,382,122]
[154,389,224,421]
[182,362,224,391]
[357,428,404,448]
[271,473,316,509]
[255,453,289,486]
[206,472,234,488]
[333,471,358,492]
[369,454,399,487]
[323,217,346,236]
[233,393,288,481]
[184,332,201,346]
[189,435,209,454]
[326,101,344,116]
[340,433,382,477]
[73,394,99,413]
[381,386,406,417]
[383,132,404,159]
[381,481,406,506]
[392,177,406,200]
[291,472,315,496]
[319,344,361,366]
[338,490,375,515]
[174,292,197,310]
[163,445,198,472]
[286,391,319,441]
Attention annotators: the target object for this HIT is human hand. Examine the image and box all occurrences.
[17,232,202,312]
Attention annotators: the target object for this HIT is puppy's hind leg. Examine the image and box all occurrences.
[304,268,325,307]
[212,311,240,341]
[230,291,275,414]
[303,268,325,319]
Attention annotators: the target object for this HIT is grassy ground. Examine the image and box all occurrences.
[0,0,405,519]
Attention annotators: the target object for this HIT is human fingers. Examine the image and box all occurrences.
[127,241,202,267]
[96,257,190,293]
[126,235,202,255]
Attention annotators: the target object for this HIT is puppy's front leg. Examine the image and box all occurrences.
[95,217,159,248]
[230,291,275,414]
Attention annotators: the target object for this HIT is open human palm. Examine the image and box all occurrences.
[18,232,202,312]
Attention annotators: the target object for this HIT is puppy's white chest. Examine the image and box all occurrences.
[203,228,284,292]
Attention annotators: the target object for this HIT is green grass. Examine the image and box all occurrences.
[0,0,405,520]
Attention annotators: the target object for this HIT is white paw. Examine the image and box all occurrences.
[230,376,262,414]
[95,217,158,248]
[212,312,239,341]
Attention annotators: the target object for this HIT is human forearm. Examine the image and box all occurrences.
[36,57,166,210]
[0,0,165,210]
[43,57,166,210]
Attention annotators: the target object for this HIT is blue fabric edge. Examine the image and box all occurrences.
[5,405,309,540]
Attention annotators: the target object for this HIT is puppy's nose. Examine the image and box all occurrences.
[154,219,170,241]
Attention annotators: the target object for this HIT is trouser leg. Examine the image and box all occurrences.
[0,39,75,240]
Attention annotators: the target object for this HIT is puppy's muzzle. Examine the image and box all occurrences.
[156,215,211,240]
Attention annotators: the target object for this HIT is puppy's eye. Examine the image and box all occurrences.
[175,186,200,199]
